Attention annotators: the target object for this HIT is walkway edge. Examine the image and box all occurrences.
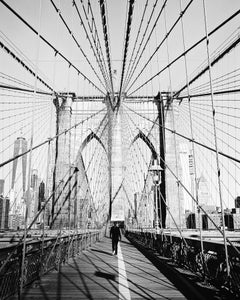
[126,235,220,300]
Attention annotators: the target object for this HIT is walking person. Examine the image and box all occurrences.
[110,222,121,255]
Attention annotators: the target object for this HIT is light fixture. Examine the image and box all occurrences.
[149,159,163,231]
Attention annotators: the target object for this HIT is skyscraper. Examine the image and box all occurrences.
[198,175,210,206]
[0,195,10,229]
[11,137,28,192]
[235,196,240,208]
[30,169,38,189]
[0,179,4,196]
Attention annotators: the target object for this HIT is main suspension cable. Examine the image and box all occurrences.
[99,0,114,94]
[126,0,193,94]
[124,0,168,93]
[124,0,159,93]
[202,0,230,277]
[122,0,149,94]
[0,0,105,94]
[119,0,135,97]
[77,0,112,92]
[50,0,108,93]
[0,39,54,92]
[127,7,240,96]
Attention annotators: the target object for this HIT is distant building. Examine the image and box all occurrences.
[198,175,210,206]
[11,137,28,192]
[201,204,217,214]
[0,179,4,196]
[9,213,24,230]
[0,196,10,229]
[235,196,240,208]
[28,169,42,227]
[10,137,28,216]
[179,144,192,211]
[30,169,38,189]
[38,181,45,210]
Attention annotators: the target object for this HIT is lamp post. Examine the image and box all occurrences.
[149,159,163,232]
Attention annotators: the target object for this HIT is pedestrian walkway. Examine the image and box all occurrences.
[10,235,190,299]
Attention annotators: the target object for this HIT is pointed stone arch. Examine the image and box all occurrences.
[131,129,166,228]
[131,130,157,160]
[80,131,107,154]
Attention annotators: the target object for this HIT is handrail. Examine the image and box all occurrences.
[0,230,101,299]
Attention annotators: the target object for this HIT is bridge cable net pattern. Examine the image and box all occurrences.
[0,0,240,298]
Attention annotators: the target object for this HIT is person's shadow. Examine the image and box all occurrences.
[90,249,112,256]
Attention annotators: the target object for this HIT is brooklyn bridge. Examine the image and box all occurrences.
[0,0,240,299]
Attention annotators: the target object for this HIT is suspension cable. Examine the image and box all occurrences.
[0,40,54,92]
[0,0,105,94]
[179,0,204,258]
[119,0,135,96]
[122,0,149,94]
[124,0,168,93]
[0,165,77,274]
[0,107,106,169]
[124,102,240,164]
[202,0,230,278]
[50,0,108,93]
[176,33,240,99]
[20,0,43,294]
[162,4,183,230]
[0,68,47,90]
[127,7,240,96]
[124,0,159,93]
[99,0,114,94]
[0,84,53,96]
[87,0,112,88]
[77,0,112,92]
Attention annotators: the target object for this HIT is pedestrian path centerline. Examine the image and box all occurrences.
[118,243,131,300]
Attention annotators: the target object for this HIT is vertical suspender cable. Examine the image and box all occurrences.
[66,65,72,260]
[73,75,79,231]
[202,0,230,277]
[163,6,182,229]
[179,0,204,256]
[41,138,51,255]
[20,0,42,295]
[41,5,58,255]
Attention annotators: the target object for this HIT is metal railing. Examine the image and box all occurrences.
[126,230,240,298]
[0,230,102,300]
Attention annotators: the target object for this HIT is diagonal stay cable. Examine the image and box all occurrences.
[99,0,114,94]
[127,7,240,96]
[0,70,47,91]
[0,40,54,92]
[50,0,108,93]
[80,0,112,92]
[119,0,135,96]
[77,0,111,92]
[0,0,105,94]
[126,0,193,94]
[175,33,240,99]
[0,83,53,96]
[0,30,53,88]
[124,0,159,93]
[124,0,168,93]
[122,0,149,93]
[123,102,240,164]
[0,107,106,169]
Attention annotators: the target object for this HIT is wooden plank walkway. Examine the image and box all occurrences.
[10,236,191,299]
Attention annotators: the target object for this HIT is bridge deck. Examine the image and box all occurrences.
[9,236,201,300]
